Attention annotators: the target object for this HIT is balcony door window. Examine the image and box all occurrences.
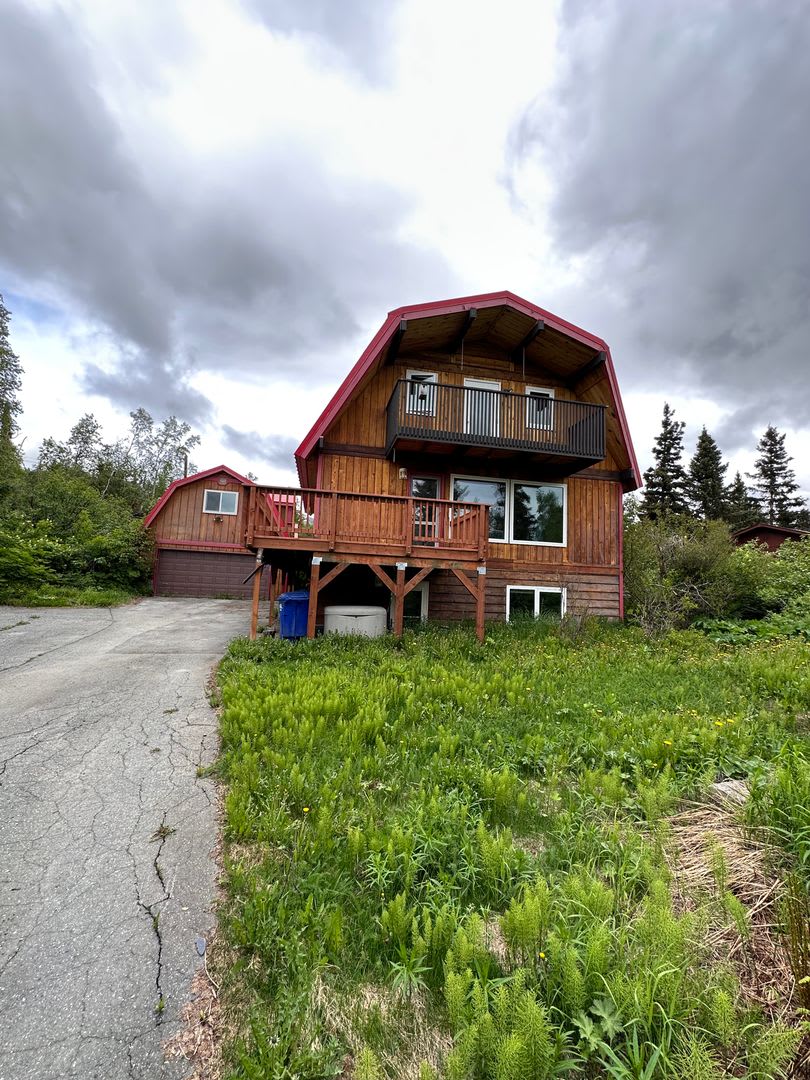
[463,378,500,439]
[452,476,506,541]
[405,371,437,416]
[526,387,555,431]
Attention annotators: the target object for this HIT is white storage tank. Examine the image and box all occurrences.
[323,605,388,638]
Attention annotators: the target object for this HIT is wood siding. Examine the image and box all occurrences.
[319,453,619,569]
[150,473,249,550]
[429,567,621,620]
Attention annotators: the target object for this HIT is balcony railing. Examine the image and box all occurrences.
[246,485,489,561]
[386,379,606,460]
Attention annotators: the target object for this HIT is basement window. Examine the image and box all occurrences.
[203,489,238,515]
[506,586,566,621]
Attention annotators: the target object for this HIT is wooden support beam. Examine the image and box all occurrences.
[448,308,477,354]
[318,561,348,591]
[306,557,321,639]
[569,350,606,387]
[387,318,407,364]
[450,567,478,599]
[475,566,486,643]
[403,566,432,596]
[249,549,264,640]
[511,319,544,361]
[392,563,406,638]
[369,562,397,593]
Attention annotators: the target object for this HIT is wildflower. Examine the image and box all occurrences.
[663,740,672,746]
[538,951,545,959]
[303,807,310,813]
[714,721,723,727]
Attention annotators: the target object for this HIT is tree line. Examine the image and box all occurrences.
[638,402,808,529]
[0,293,199,600]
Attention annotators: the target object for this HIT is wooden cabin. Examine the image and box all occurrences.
[145,465,257,597]
[245,291,642,640]
[731,522,809,552]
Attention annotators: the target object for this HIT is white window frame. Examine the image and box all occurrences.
[506,585,567,621]
[509,480,567,548]
[405,370,438,416]
[203,489,239,516]
[451,473,509,544]
[451,474,567,547]
[525,386,555,431]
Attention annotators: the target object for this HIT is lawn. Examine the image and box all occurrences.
[210,621,809,1079]
[0,584,138,607]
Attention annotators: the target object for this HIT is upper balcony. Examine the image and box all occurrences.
[385,379,606,468]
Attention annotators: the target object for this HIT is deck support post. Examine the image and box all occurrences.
[476,566,487,643]
[393,562,407,638]
[249,549,264,640]
[307,557,321,639]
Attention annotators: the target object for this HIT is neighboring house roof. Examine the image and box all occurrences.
[731,522,809,542]
[294,290,641,491]
[144,465,254,527]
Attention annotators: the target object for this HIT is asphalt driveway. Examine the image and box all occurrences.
[0,598,249,1079]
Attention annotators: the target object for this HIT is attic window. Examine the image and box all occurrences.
[203,489,238,515]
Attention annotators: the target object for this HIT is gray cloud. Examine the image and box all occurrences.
[222,425,298,472]
[0,1,451,426]
[242,0,398,82]
[509,0,810,445]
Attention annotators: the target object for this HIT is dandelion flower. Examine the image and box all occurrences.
[714,721,723,727]
[303,807,310,813]
[538,952,545,959]
[663,740,672,746]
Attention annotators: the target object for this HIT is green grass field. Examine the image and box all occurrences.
[0,584,137,607]
[213,622,809,1079]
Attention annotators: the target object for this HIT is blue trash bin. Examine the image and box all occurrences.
[277,590,310,639]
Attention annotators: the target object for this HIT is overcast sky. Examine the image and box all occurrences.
[2,0,808,492]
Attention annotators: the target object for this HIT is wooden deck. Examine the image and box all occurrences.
[245,485,489,563]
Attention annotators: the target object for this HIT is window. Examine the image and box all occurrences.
[452,475,566,546]
[506,586,566,621]
[452,476,507,541]
[526,387,555,430]
[203,489,238,515]
[391,582,429,627]
[511,482,565,544]
[405,371,437,415]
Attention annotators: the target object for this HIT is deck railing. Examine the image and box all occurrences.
[386,379,606,459]
[246,485,489,560]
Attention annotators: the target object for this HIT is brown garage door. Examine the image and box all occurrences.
[154,549,257,599]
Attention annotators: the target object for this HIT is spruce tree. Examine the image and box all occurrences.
[0,294,23,504]
[747,425,806,527]
[723,471,759,529]
[641,402,689,518]
[687,427,727,519]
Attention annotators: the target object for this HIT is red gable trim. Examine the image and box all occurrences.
[294,290,641,491]
[144,465,254,527]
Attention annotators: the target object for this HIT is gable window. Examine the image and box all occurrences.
[506,585,566,621]
[405,371,438,415]
[452,475,565,546]
[203,489,238,515]
[526,387,555,430]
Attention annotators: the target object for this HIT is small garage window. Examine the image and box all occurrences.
[203,489,238,515]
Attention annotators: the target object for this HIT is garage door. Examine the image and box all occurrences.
[154,549,257,599]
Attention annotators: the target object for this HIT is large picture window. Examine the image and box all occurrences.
[506,586,566,621]
[203,489,238,515]
[452,475,565,546]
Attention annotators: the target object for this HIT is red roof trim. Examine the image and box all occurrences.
[144,465,254,527]
[294,290,641,490]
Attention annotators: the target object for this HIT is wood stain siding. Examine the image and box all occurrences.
[429,568,621,620]
[150,475,249,549]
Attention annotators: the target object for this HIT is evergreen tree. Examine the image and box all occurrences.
[723,471,759,529]
[687,427,727,519]
[0,294,24,504]
[641,403,689,518]
[747,425,806,526]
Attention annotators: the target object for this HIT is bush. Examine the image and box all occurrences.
[623,517,760,632]
[0,515,57,594]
